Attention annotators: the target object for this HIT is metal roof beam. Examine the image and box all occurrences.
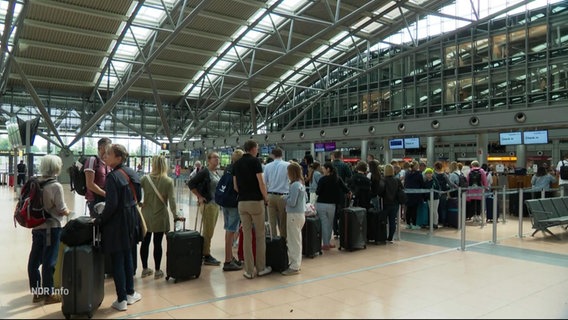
[70,0,209,147]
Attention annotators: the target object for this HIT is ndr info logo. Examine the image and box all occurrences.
[31,287,69,296]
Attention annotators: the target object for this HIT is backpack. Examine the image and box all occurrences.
[434,173,450,191]
[468,169,482,187]
[214,167,238,208]
[68,156,89,195]
[454,172,468,188]
[14,177,56,228]
[560,160,568,180]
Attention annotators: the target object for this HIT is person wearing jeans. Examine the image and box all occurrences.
[95,144,142,311]
[28,154,72,305]
[316,162,350,250]
[282,163,306,276]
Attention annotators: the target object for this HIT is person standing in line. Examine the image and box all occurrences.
[263,148,290,239]
[139,155,178,279]
[368,159,383,211]
[281,162,306,276]
[17,159,27,186]
[28,155,73,305]
[532,166,557,198]
[404,160,425,230]
[466,160,488,222]
[306,162,323,205]
[316,162,350,250]
[555,153,568,196]
[189,160,202,180]
[85,137,112,217]
[330,150,352,238]
[378,164,405,243]
[188,152,222,266]
[221,149,244,272]
[94,144,142,311]
[232,140,272,279]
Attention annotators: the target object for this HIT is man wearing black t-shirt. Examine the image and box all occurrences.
[232,140,272,279]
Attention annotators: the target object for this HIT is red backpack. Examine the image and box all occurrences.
[14,177,56,228]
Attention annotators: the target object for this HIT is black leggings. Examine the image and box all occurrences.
[140,232,165,271]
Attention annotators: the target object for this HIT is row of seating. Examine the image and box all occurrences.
[524,197,568,239]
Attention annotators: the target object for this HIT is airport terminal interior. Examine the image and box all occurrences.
[0,0,568,319]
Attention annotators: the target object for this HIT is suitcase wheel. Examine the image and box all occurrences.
[166,276,170,281]
[64,314,70,320]
[88,312,93,319]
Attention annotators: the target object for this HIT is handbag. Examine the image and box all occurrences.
[118,169,147,241]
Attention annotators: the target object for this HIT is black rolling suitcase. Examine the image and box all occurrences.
[265,221,288,272]
[302,215,322,258]
[165,213,203,283]
[367,208,387,244]
[339,207,367,251]
[61,225,104,320]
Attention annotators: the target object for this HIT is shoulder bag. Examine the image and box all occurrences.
[118,169,147,241]
[147,176,175,219]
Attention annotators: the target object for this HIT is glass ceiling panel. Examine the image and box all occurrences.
[183,0,310,98]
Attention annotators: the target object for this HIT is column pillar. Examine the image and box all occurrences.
[476,133,488,164]
[426,136,435,168]
[516,144,527,169]
[361,139,368,163]
[383,138,391,164]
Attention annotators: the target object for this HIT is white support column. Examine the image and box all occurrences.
[476,133,488,164]
[361,139,368,163]
[383,138,392,164]
[516,144,527,169]
[426,136,435,168]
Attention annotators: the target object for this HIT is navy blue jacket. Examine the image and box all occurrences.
[96,164,142,254]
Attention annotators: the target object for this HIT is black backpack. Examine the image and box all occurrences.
[434,173,450,191]
[68,156,90,195]
[468,169,482,187]
[560,160,568,180]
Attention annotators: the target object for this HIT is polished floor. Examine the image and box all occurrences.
[1,181,567,319]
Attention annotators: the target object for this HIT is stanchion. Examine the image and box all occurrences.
[518,189,524,238]
[492,189,498,244]
[459,188,466,251]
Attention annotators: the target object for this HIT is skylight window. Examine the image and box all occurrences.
[99,0,180,90]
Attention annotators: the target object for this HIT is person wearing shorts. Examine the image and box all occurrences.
[222,149,244,272]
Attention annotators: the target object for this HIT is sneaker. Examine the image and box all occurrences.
[141,268,153,278]
[258,266,272,277]
[411,224,421,230]
[387,240,394,244]
[406,224,412,229]
[231,257,242,267]
[112,300,128,311]
[203,255,221,266]
[281,268,300,276]
[126,291,142,305]
[44,294,61,305]
[328,243,336,249]
[243,272,254,279]
[154,270,164,279]
[32,294,43,303]
[223,260,243,271]
[321,244,331,251]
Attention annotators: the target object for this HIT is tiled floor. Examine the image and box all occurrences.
[1,182,567,319]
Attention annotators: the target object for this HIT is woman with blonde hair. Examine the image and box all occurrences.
[139,155,178,279]
[282,162,306,275]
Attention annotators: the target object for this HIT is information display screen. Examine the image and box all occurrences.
[523,130,548,144]
[404,137,420,149]
[314,143,325,152]
[499,132,522,145]
[324,142,336,151]
[389,138,404,150]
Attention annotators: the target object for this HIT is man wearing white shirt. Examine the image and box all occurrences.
[263,148,290,238]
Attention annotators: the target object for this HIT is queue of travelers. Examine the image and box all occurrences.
[26,139,566,314]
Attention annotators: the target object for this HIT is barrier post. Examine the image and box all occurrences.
[492,189,498,244]
[459,187,466,251]
[518,188,524,238]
